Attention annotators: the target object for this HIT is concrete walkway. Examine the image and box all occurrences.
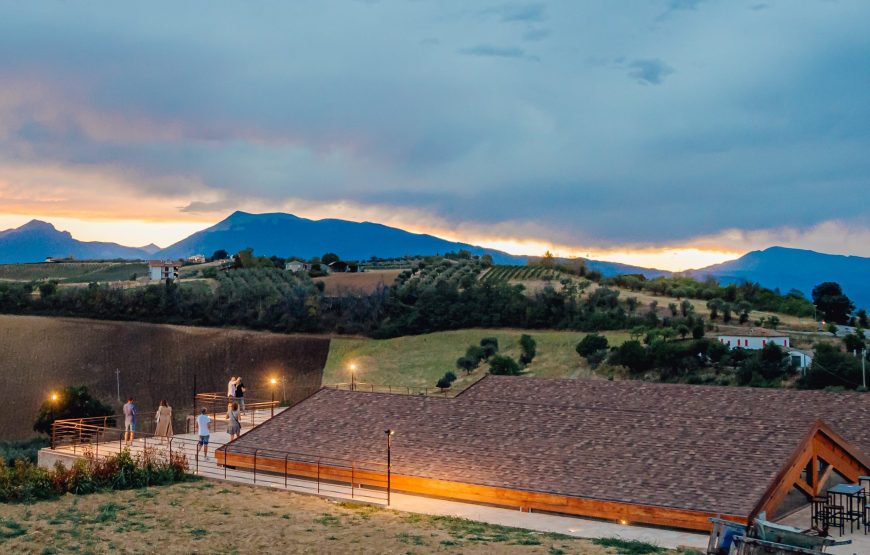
[42,432,708,551]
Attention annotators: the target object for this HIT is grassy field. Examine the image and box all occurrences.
[324,329,630,389]
[315,269,402,295]
[0,481,626,554]
[0,262,146,283]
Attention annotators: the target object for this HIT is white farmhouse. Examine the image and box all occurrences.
[787,348,814,372]
[148,260,180,281]
[285,260,305,272]
[716,328,790,350]
[187,254,206,264]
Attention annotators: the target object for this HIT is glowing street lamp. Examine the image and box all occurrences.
[349,363,357,391]
[49,392,59,448]
[269,378,278,417]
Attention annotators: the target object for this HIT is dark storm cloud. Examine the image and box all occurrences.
[0,0,868,251]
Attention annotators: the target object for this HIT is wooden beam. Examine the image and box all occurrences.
[794,478,813,498]
[816,464,834,496]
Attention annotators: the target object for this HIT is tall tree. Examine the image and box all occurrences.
[812,282,855,324]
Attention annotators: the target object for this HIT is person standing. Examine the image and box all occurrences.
[123,396,136,446]
[196,408,212,460]
[235,378,246,414]
[226,376,239,419]
[155,399,173,440]
[227,402,241,441]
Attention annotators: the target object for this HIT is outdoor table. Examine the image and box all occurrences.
[827,483,865,534]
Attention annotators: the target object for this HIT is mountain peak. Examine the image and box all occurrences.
[18,219,58,232]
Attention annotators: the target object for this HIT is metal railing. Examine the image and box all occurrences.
[50,416,391,504]
[191,393,281,430]
[216,443,390,504]
[326,382,449,397]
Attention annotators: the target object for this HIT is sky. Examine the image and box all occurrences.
[0,0,869,271]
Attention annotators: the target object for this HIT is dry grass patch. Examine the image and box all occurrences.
[315,270,402,296]
[0,481,623,554]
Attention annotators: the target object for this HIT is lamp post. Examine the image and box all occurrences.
[270,378,277,417]
[385,429,394,506]
[350,363,357,391]
[49,393,58,448]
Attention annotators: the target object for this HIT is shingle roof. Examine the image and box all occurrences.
[232,376,870,517]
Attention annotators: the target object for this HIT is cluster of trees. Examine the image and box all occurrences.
[590,336,796,386]
[609,275,817,318]
[455,337,501,375]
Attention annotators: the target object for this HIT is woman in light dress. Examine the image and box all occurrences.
[155,399,173,440]
[227,402,241,441]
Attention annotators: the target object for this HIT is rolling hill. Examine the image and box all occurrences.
[0,220,150,264]
[687,246,870,310]
[156,211,526,264]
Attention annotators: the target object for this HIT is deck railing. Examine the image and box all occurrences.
[49,415,391,505]
[325,382,449,397]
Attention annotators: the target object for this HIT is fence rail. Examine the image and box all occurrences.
[50,404,391,505]
[325,382,449,397]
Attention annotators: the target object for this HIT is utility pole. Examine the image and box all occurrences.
[115,369,121,402]
[862,349,866,390]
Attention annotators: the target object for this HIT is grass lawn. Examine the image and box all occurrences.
[0,481,627,554]
[324,329,630,390]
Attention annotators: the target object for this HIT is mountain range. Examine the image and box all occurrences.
[0,213,867,309]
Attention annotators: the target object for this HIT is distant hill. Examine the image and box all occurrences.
[0,220,150,264]
[687,246,870,310]
[529,255,671,279]
[156,211,527,265]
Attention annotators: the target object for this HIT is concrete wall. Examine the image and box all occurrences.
[0,315,329,440]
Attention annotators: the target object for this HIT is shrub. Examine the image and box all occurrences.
[0,448,189,503]
[480,337,499,359]
[519,334,537,365]
[33,386,114,435]
[0,439,49,465]
[489,355,521,376]
[455,357,477,375]
[465,345,486,363]
[609,340,650,374]
[576,334,609,358]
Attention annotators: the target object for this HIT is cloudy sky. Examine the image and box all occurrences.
[1,0,868,270]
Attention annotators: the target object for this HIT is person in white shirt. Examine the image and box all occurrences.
[196,409,213,459]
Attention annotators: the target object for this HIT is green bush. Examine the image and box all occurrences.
[576,334,609,358]
[0,448,189,503]
[465,345,486,363]
[455,356,477,374]
[33,386,114,435]
[489,354,521,376]
[0,439,49,464]
[519,334,537,365]
[480,337,499,358]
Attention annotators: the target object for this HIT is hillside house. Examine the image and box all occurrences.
[787,348,814,372]
[328,260,357,273]
[285,260,306,272]
[148,260,180,281]
[716,328,789,350]
[187,254,206,264]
